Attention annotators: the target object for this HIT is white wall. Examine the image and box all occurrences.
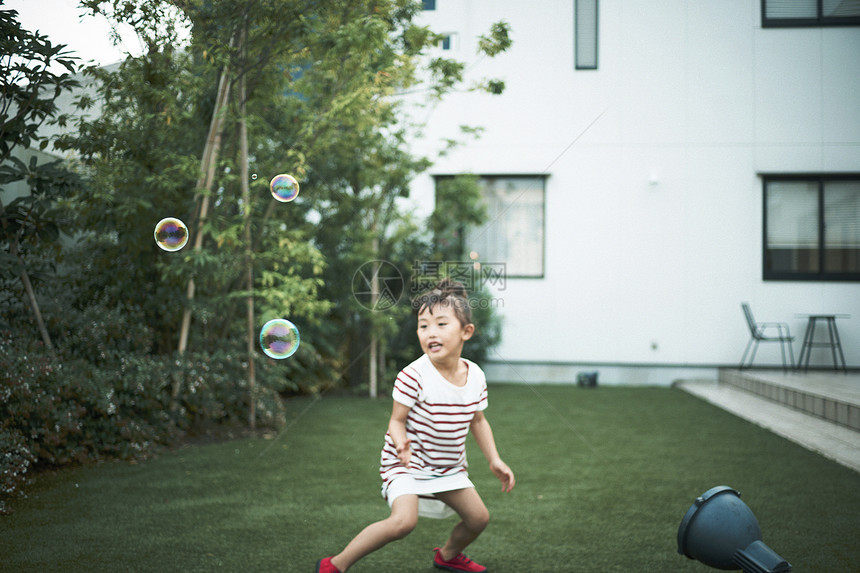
[405,0,860,378]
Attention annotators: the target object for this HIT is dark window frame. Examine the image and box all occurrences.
[762,173,860,282]
[475,174,547,279]
[761,0,860,28]
[434,174,548,280]
[574,0,599,70]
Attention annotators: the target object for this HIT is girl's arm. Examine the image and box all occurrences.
[470,410,516,492]
[389,401,412,466]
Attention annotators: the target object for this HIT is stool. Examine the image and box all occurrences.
[796,315,848,372]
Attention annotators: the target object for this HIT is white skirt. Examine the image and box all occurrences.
[384,473,475,519]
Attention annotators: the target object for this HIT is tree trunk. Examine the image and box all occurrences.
[177,61,232,357]
[0,204,55,359]
[369,236,379,398]
[239,32,257,430]
[13,239,55,359]
[172,53,233,410]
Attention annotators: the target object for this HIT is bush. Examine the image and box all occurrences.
[0,232,345,512]
[0,299,294,511]
[0,428,34,515]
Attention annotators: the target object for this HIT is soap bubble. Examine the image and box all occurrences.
[260,318,300,359]
[270,174,300,202]
[251,173,258,180]
[154,217,189,252]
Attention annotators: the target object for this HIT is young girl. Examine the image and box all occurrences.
[316,279,515,573]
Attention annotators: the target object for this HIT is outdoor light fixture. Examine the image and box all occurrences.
[677,486,792,572]
[576,371,598,388]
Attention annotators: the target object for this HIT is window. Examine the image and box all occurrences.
[467,176,546,278]
[438,33,457,50]
[762,0,860,27]
[575,0,598,69]
[422,0,436,10]
[763,174,860,281]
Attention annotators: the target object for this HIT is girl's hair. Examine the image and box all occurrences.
[412,278,472,326]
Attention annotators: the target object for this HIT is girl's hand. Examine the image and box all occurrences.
[490,458,515,493]
[396,439,412,467]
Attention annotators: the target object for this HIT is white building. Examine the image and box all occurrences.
[405,0,860,384]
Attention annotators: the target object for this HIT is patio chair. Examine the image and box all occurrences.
[739,302,795,371]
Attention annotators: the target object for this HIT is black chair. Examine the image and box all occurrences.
[739,303,795,371]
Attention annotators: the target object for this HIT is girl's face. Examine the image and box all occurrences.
[416,302,474,362]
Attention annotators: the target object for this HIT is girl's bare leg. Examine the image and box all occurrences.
[330,494,418,572]
[434,488,490,561]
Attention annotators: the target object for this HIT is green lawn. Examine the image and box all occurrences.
[2,384,859,572]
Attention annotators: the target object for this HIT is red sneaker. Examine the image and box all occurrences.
[433,547,487,572]
[315,557,342,573]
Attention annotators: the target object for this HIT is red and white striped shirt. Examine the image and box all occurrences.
[379,354,488,498]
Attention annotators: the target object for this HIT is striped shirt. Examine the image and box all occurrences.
[379,354,488,499]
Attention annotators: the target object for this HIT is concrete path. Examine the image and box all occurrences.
[675,370,860,473]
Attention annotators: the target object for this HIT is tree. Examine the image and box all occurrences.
[56,0,511,404]
[0,7,83,355]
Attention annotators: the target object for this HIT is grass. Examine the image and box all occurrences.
[1,384,859,572]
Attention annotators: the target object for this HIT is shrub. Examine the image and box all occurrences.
[0,238,310,511]
[0,428,34,515]
[0,315,293,511]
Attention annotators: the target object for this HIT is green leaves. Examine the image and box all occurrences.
[427,57,465,97]
[7,0,513,390]
[477,20,513,57]
[429,173,487,259]
[0,154,81,279]
[0,8,82,164]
